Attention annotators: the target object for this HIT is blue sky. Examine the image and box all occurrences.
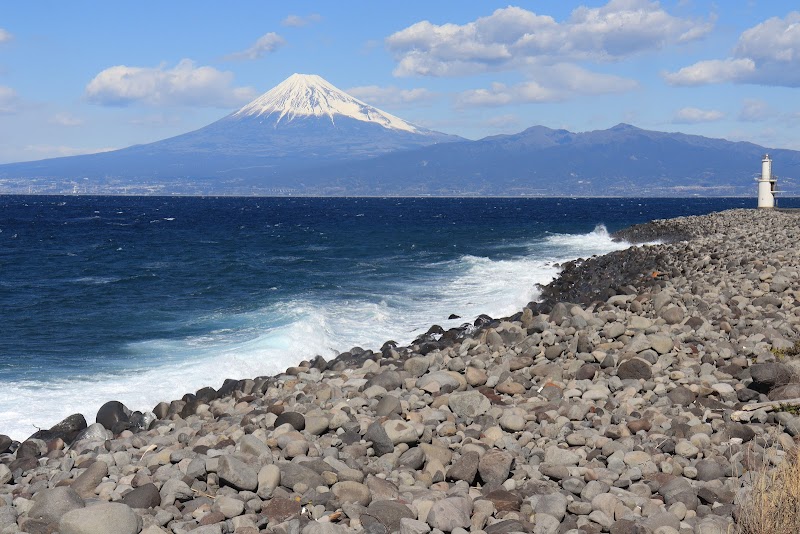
[1,1,799,163]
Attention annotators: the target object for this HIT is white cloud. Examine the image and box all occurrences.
[663,58,755,85]
[665,11,800,87]
[224,32,286,61]
[282,14,322,27]
[672,107,725,123]
[85,59,257,107]
[23,145,117,158]
[346,85,438,106]
[386,1,713,77]
[458,81,561,107]
[50,112,83,126]
[456,65,638,107]
[0,86,18,114]
[739,99,771,122]
[0,28,11,43]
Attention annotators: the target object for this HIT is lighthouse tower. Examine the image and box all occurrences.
[758,154,776,209]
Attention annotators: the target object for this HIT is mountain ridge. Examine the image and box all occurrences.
[0,75,797,196]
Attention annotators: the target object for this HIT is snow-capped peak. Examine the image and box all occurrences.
[233,73,419,133]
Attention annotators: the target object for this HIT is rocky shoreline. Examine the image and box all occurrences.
[2,208,800,534]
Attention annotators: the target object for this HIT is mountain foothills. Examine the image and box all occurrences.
[0,74,798,196]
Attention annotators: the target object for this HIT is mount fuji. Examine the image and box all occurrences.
[0,74,460,194]
[3,73,800,196]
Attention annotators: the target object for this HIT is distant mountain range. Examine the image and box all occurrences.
[0,73,797,196]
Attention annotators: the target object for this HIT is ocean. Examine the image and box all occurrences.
[0,196,794,441]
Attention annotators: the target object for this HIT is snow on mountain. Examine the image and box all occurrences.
[233,73,419,133]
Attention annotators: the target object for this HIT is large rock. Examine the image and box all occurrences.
[120,483,161,509]
[749,362,791,393]
[274,411,305,431]
[59,503,141,534]
[70,460,108,497]
[28,487,85,524]
[362,500,416,533]
[448,390,490,418]
[257,464,281,499]
[28,413,87,445]
[446,451,479,483]
[279,462,326,491]
[768,383,800,401]
[365,421,394,455]
[478,450,514,486]
[217,455,258,491]
[331,481,371,506]
[95,401,130,433]
[383,420,419,445]
[617,358,652,380]
[426,495,472,531]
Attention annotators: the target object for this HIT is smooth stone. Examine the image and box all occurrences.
[70,460,109,497]
[660,306,685,325]
[544,446,581,466]
[279,462,326,491]
[448,390,490,418]
[383,420,419,445]
[674,441,700,458]
[362,500,416,533]
[120,483,161,509]
[95,401,130,432]
[217,455,258,491]
[446,451,480,484]
[212,495,245,518]
[332,481,371,506]
[499,413,526,432]
[263,497,302,524]
[400,517,432,534]
[59,503,140,534]
[478,450,514,486]
[28,486,85,524]
[426,495,472,531]
[375,395,402,416]
[365,421,395,455]
[617,358,652,380]
[667,386,696,405]
[274,411,305,431]
[647,334,673,355]
[257,464,281,499]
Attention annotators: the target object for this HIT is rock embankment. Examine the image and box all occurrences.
[2,208,800,534]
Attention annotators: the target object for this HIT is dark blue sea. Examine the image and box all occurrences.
[1,196,795,440]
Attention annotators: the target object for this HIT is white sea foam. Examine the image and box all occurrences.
[0,225,631,441]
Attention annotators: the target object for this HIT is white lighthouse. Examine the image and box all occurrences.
[758,154,777,209]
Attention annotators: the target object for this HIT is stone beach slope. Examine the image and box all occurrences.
[2,208,800,534]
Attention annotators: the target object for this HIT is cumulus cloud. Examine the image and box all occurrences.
[224,32,286,61]
[50,112,83,126]
[665,11,800,87]
[458,81,560,107]
[739,99,771,122]
[663,58,755,85]
[85,59,257,107]
[672,107,725,123]
[457,65,638,107]
[0,86,18,114]
[386,1,713,76]
[346,85,437,107]
[282,14,322,27]
[0,28,12,43]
